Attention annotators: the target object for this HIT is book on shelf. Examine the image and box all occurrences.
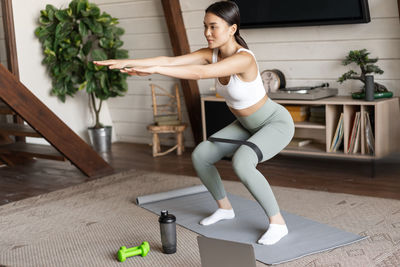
[330,113,344,152]
[309,105,325,124]
[352,119,361,154]
[364,111,375,154]
[284,105,309,122]
[284,105,309,112]
[309,116,325,124]
[287,138,312,148]
[310,105,325,113]
[310,106,325,118]
[290,112,309,122]
[347,112,361,154]
[309,112,325,118]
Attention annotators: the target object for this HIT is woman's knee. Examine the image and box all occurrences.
[232,146,258,182]
[191,140,215,166]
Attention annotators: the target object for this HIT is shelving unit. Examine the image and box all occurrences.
[201,96,400,159]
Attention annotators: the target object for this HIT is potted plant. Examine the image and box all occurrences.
[337,49,392,99]
[35,0,129,152]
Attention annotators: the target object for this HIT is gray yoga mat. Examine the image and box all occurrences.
[137,185,367,265]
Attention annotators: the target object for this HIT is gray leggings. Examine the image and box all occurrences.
[192,98,294,217]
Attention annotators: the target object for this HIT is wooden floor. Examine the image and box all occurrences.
[0,142,399,205]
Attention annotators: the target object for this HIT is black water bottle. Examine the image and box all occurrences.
[159,210,177,254]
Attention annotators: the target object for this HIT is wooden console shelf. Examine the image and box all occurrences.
[201,96,400,159]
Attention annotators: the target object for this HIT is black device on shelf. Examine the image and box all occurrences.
[230,0,370,28]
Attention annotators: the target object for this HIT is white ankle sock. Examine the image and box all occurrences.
[257,224,288,245]
[199,208,235,226]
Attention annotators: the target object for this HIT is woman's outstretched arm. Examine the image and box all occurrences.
[94,48,211,69]
[124,52,254,80]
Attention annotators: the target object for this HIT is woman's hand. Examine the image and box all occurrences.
[121,66,158,76]
[93,59,130,70]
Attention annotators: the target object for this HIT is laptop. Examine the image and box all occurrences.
[197,236,257,267]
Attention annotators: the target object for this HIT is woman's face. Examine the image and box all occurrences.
[203,12,235,49]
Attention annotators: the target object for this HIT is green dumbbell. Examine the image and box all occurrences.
[117,241,150,262]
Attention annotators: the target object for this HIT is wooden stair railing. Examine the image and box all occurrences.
[0,64,113,177]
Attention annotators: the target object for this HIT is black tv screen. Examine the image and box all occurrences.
[231,0,371,28]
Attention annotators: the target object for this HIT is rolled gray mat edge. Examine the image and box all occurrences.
[136,185,208,205]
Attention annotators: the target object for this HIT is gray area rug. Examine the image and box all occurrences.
[137,185,367,265]
[0,169,399,266]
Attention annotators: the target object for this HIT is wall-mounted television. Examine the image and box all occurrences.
[230,0,371,28]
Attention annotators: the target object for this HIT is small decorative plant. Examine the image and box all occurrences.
[35,0,129,129]
[337,49,390,95]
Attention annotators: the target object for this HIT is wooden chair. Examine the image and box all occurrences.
[147,83,187,157]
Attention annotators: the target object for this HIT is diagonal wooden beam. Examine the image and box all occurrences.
[0,64,113,177]
[161,0,202,145]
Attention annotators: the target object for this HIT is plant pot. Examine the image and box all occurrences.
[351,91,393,100]
[88,126,112,152]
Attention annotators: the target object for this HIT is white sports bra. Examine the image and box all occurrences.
[213,48,266,110]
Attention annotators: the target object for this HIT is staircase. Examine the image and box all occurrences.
[0,64,113,177]
[0,101,66,165]
[0,0,112,177]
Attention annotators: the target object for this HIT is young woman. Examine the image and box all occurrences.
[94,1,294,245]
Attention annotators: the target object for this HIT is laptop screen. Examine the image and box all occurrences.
[197,236,257,267]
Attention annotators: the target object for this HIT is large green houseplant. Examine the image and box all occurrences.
[35,0,129,151]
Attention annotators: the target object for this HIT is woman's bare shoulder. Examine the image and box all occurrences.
[195,47,213,64]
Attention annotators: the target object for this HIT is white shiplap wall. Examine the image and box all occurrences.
[93,0,195,147]
[94,0,400,148]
